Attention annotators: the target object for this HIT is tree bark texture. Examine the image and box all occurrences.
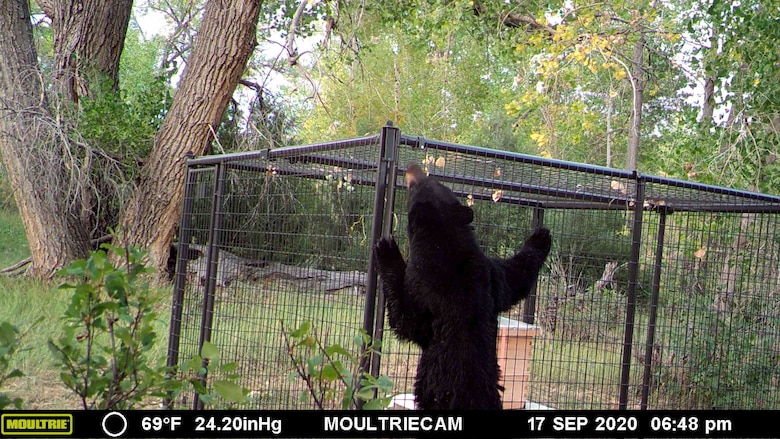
[117,0,262,272]
[0,0,90,277]
[36,0,133,102]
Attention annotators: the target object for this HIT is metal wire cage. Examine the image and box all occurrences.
[168,124,780,410]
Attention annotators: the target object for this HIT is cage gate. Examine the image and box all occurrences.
[168,124,780,410]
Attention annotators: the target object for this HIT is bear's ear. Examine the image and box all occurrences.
[405,163,427,188]
[456,204,474,225]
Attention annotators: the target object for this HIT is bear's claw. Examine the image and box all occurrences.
[527,227,552,252]
[375,236,401,261]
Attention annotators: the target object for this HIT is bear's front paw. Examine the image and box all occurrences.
[526,227,552,253]
[375,236,402,262]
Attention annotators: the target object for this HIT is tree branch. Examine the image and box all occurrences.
[285,0,309,65]
[472,1,556,36]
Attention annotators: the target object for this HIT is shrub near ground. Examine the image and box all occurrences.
[0,209,172,408]
[0,208,75,407]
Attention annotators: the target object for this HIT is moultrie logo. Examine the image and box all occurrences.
[1,413,73,436]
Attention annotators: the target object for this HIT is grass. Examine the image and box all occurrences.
[0,208,29,268]
[0,207,74,407]
[0,277,76,409]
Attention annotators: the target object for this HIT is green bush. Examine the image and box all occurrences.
[50,244,247,409]
[49,244,166,409]
[0,321,27,409]
[282,321,393,410]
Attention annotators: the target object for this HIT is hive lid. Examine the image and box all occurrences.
[498,316,539,331]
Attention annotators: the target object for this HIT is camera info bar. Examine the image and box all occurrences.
[0,410,771,438]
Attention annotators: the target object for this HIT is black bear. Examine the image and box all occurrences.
[374,163,551,410]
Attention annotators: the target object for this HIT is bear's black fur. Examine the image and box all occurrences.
[374,163,551,410]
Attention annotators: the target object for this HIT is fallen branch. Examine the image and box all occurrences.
[184,244,368,292]
[1,234,112,277]
[0,258,30,276]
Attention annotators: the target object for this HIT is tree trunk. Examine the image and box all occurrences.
[713,213,754,313]
[701,77,715,124]
[37,0,133,101]
[699,28,719,126]
[626,32,645,172]
[117,0,262,273]
[0,0,90,277]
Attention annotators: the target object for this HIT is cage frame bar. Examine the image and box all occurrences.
[618,176,646,409]
[640,207,669,409]
[192,162,227,410]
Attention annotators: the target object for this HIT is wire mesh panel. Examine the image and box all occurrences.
[169,136,384,409]
[169,126,780,411]
[632,196,780,409]
[380,137,642,410]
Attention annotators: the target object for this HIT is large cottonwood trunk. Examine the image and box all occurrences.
[117,0,262,273]
[36,0,133,101]
[0,0,90,277]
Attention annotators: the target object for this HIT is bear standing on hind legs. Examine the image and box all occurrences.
[374,163,552,410]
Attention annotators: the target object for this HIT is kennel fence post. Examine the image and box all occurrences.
[522,207,546,324]
[370,124,400,380]
[640,206,668,409]
[358,123,400,407]
[193,161,227,410]
[618,175,645,410]
[165,157,199,407]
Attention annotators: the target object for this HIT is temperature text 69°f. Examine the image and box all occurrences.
[141,416,182,432]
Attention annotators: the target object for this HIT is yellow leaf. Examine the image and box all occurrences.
[610,180,628,194]
[613,69,627,81]
[694,248,707,259]
[530,132,548,147]
[435,157,446,168]
[492,190,503,203]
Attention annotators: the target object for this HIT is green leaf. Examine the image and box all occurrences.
[200,341,220,361]
[213,380,246,403]
[290,321,311,338]
[361,399,388,410]
[324,343,351,358]
[220,362,238,373]
[356,386,376,401]
[185,355,203,372]
[306,354,323,374]
[320,364,340,381]
[191,380,208,394]
[377,375,394,391]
